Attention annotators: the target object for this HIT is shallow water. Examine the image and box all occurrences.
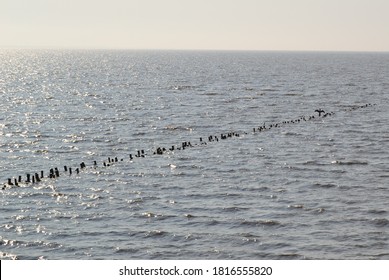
[0,50,388,259]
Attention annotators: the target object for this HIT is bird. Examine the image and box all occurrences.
[315,109,325,117]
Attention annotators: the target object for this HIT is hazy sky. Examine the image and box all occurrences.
[1,0,388,51]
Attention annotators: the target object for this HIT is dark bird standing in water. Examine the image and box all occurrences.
[315,109,325,117]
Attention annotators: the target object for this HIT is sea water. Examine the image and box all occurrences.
[0,50,388,259]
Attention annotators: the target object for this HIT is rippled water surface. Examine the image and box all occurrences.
[0,50,388,259]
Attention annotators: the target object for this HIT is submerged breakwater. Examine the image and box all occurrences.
[2,103,375,191]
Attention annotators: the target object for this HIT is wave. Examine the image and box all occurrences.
[261,88,278,92]
[201,92,220,96]
[0,251,19,260]
[312,183,338,189]
[222,206,249,212]
[367,209,387,215]
[240,219,281,227]
[288,204,304,209]
[164,125,192,131]
[144,230,169,237]
[331,160,368,165]
[169,85,198,91]
[276,253,305,260]
[284,93,303,96]
[0,237,62,251]
[370,218,389,227]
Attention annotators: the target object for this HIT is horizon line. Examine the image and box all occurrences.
[1,46,388,54]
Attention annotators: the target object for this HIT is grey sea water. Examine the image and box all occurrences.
[0,50,388,260]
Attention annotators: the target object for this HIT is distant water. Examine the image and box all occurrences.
[0,50,388,260]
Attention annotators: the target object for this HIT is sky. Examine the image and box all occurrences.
[1,0,389,51]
